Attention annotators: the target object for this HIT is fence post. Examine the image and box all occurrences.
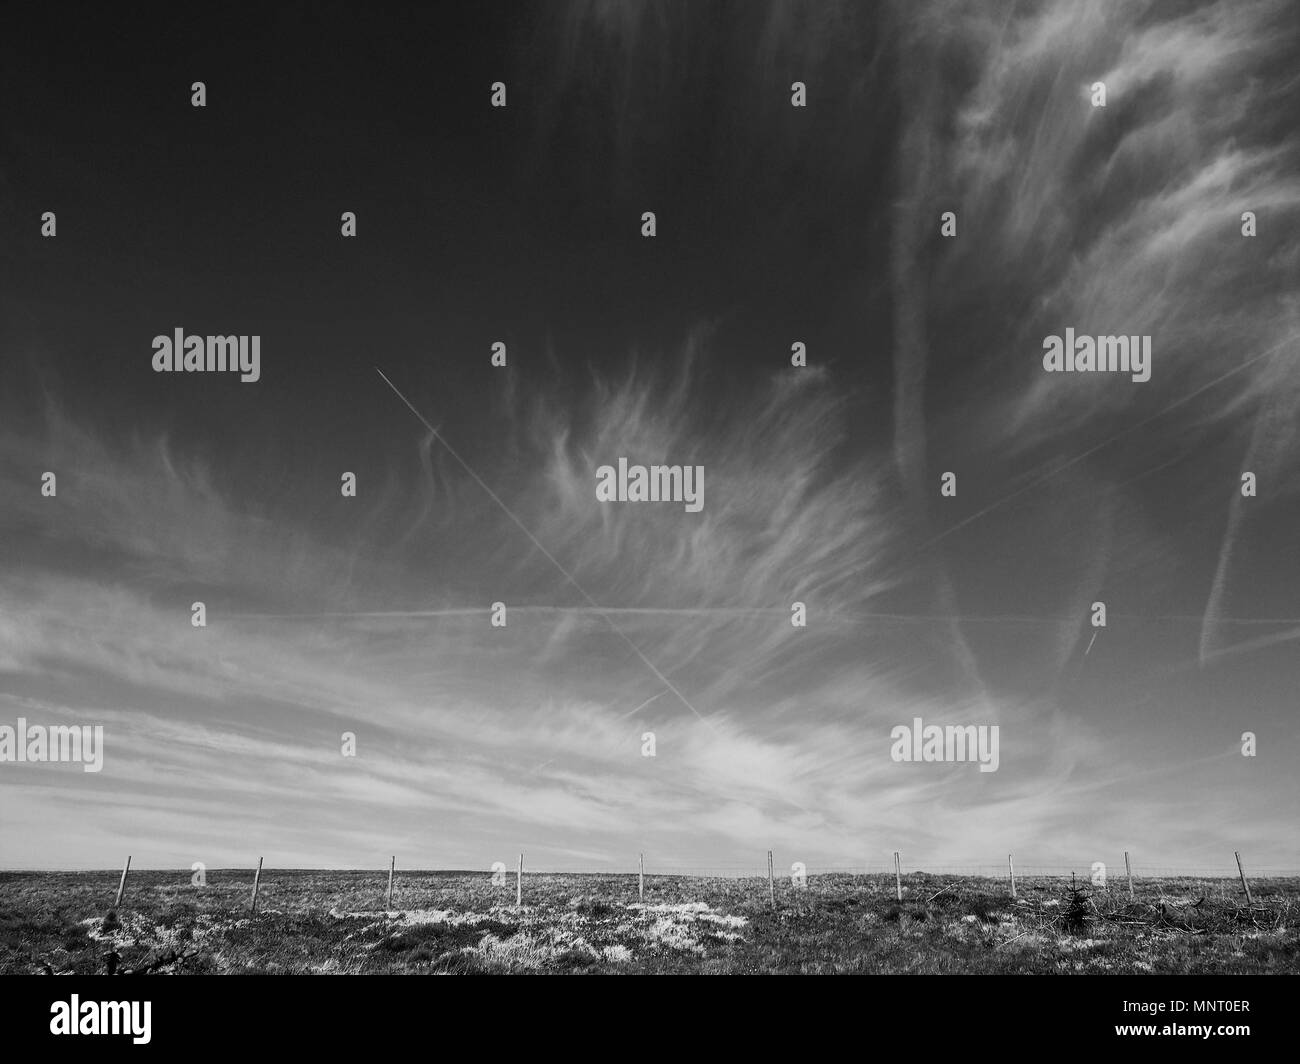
[387,855,395,910]
[1124,851,1134,900]
[638,853,645,904]
[894,851,903,901]
[1008,853,1016,899]
[516,852,523,908]
[767,850,775,907]
[250,856,263,914]
[1234,851,1253,905]
[114,856,131,908]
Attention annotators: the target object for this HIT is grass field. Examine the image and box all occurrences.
[2,869,1296,974]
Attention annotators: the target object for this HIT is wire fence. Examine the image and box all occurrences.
[7,851,1291,913]
[8,860,1297,881]
[515,861,1300,880]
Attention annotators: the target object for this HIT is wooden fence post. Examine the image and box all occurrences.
[114,856,131,908]
[767,850,775,907]
[387,855,395,910]
[250,856,263,914]
[1235,851,1253,905]
[516,852,523,908]
[894,851,903,901]
[1124,851,1134,900]
[1008,853,1017,899]
[638,853,645,904]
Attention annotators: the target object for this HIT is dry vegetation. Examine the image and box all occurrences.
[1,869,1296,974]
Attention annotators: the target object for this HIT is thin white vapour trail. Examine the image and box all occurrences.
[865,329,1300,572]
[224,607,792,620]
[1090,619,1300,685]
[223,609,489,619]
[890,50,992,715]
[380,688,669,859]
[849,612,1300,625]
[1193,624,1300,668]
[1052,750,1240,800]
[238,609,1300,626]
[1200,508,1244,667]
[610,688,671,723]
[374,367,718,734]
[524,690,670,776]
[1199,389,1291,667]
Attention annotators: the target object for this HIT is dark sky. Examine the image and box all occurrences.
[1,1,894,488]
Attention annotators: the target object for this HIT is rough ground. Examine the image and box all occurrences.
[2,870,1295,974]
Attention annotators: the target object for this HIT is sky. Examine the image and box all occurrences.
[1,0,1298,874]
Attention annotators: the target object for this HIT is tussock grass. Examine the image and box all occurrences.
[1,869,1294,974]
